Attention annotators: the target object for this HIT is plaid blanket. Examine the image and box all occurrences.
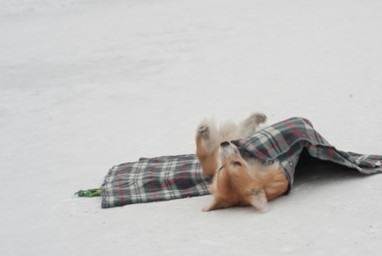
[101,155,210,208]
[101,117,382,208]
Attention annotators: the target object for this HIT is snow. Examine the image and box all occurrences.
[1,0,382,255]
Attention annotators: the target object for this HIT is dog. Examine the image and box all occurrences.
[195,113,289,211]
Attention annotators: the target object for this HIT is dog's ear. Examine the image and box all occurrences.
[249,189,268,211]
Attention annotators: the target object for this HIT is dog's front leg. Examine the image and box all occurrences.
[195,120,220,177]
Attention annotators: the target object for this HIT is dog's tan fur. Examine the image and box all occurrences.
[195,113,289,211]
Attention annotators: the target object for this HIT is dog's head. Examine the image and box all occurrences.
[203,141,267,212]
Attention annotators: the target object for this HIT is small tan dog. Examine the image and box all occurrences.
[195,113,289,211]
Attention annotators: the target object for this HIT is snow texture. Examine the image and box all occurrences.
[1,0,382,255]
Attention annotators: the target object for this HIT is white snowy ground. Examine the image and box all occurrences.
[1,0,382,255]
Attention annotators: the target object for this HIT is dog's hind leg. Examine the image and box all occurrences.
[238,112,267,138]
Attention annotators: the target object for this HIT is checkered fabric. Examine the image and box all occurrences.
[101,117,382,208]
[232,117,382,187]
[101,155,210,208]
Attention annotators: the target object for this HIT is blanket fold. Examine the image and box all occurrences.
[101,117,382,208]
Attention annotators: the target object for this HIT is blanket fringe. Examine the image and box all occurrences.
[75,188,101,197]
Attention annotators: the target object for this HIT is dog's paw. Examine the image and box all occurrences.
[202,205,211,212]
[196,119,220,156]
[238,112,267,137]
[248,112,267,125]
[202,200,221,212]
[197,125,210,140]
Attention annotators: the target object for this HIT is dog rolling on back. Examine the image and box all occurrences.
[195,113,289,211]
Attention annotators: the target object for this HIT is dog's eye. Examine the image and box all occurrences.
[232,161,242,167]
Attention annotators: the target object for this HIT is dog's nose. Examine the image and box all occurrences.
[220,141,230,147]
